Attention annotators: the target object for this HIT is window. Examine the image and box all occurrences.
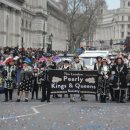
[128,24,130,29]
[26,20,28,28]
[29,22,31,29]
[21,37,24,43]
[128,16,130,21]
[121,24,124,29]
[122,16,124,21]
[128,2,130,6]
[101,9,103,14]
[128,32,130,35]
[21,19,24,27]
[121,32,124,38]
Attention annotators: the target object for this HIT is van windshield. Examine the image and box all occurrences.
[80,51,109,58]
[81,58,95,66]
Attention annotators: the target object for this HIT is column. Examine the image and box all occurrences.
[0,4,5,46]
[12,9,15,47]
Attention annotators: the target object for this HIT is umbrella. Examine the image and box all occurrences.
[52,55,62,63]
[0,61,4,66]
[38,56,47,63]
[14,56,19,61]
[3,56,12,64]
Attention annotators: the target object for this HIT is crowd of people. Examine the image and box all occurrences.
[94,53,130,103]
[0,46,130,103]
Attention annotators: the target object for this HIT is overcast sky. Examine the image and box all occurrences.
[106,0,120,9]
[54,0,120,10]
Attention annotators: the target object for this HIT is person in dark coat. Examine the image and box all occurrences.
[109,57,116,101]
[112,56,128,103]
[32,68,39,100]
[61,60,70,98]
[41,53,57,102]
[98,58,110,103]
[94,56,103,101]
[94,56,102,71]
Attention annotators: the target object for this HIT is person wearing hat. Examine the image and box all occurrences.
[41,53,57,102]
[37,60,46,91]
[16,57,33,102]
[119,53,128,65]
[62,60,70,70]
[112,56,128,103]
[94,56,102,71]
[127,54,130,101]
[98,58,110,103]
[94,56,103,101]
[31,67,40,100]
[2,57,16,102]
[109,56,116,101]
[61,59,71,98]
[71,55,87,102]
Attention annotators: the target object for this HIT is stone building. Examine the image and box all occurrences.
[0,0,68,51]
[93,0,130,51]
[47,0,68,51]
[0,0,24,47]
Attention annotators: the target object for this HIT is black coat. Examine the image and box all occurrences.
[47,62,56,70]
[94,63,101,71]
[112,64,128,88]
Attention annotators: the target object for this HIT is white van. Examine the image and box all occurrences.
[79,50,109,70]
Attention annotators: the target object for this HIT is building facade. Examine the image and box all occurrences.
[0,0,68,51]
[0,0,24,47]
[93,0,130,51]
[47,0,68,51]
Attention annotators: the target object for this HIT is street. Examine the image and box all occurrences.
[0,91,130,130]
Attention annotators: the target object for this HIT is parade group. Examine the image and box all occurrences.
[0,46,130,103]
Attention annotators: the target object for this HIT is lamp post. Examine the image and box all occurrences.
[49,33,53,54]
[100,40,104,50]
[43,21,47,48]
[21,37,24,58]
[110,39,113,50]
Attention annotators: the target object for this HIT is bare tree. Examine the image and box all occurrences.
[60,0,105,52]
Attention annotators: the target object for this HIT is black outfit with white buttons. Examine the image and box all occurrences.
[3,65,16,101]
[19,68,33,92]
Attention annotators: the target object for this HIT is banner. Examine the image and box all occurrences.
[48,70,98,94]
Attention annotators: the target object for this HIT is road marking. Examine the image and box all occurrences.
[0,103,52,121]
[31,107,40,114]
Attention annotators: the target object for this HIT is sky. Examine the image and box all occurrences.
[106,0,120,9]
[54,0,120,10]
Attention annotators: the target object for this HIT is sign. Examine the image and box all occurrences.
[48,70,98,94]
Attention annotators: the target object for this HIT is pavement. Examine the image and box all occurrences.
[0,90,130,130]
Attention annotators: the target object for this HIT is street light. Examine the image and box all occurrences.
[49,33,53,53]
[43,21,47,48]
[100,40,104,50]
[110,39,113,49]
[21,37,24,58]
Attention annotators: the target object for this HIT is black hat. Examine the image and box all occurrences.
[64,60,69,64]
[96,56,103,59]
